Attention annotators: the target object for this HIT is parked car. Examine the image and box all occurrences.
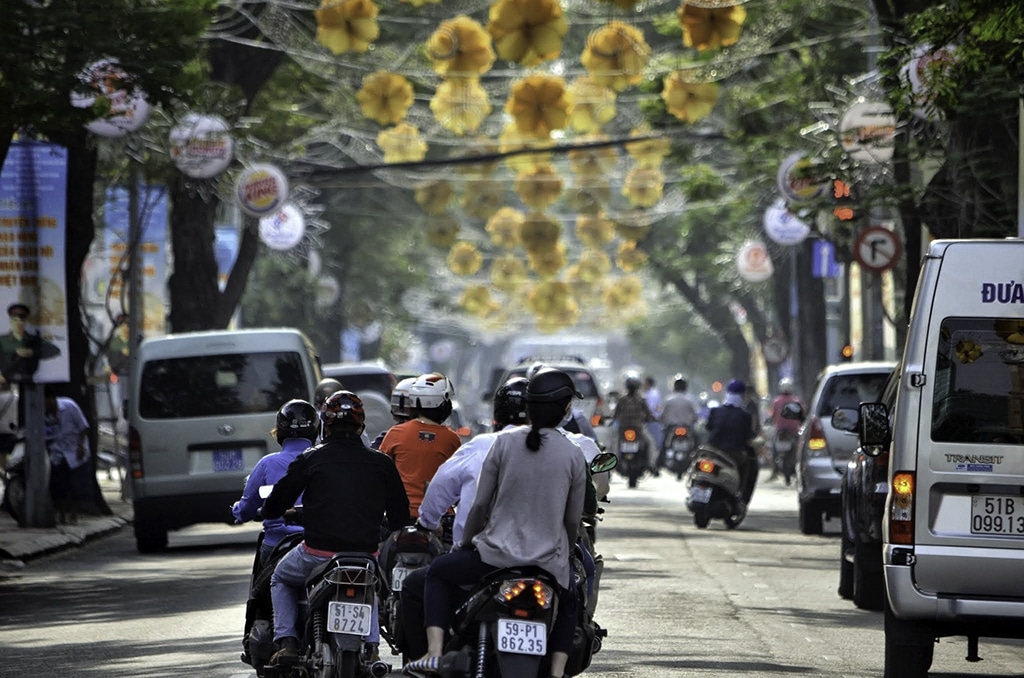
[321,361,397,401]
[795,360,895,535]
[834,366,900,610]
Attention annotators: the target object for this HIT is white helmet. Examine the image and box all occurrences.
[408,372,455,410]
[777,377,795,395]
[391,377,417,418]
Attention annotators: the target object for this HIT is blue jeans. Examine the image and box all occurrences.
[270,543,380,644]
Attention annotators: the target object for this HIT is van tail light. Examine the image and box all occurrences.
[128,426,144,479]
[889,471,915,545]
[805,416,827,457]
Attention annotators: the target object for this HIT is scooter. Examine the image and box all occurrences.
[771,428,798,485]
[378,523,444,658]
[662,425,696,480]
[616,426,647,488]
[685,446,747,529]
[242,530,306,677]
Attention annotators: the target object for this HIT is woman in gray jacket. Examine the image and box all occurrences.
[405,367,588,678]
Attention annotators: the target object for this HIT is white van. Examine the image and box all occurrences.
[856,239,1024,676]
[127,328,322,552]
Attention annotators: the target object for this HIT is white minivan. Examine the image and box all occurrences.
[127,328,321,552]
[856,239,1024,676]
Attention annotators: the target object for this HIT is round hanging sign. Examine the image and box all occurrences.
[763,199,810,246]
[236,164,289,218]
[736,240,774,283]
[259,203,306,250]
[169,114,235,179]
[70,58,150,137]
[900,44,955,120]
[839,101,896,164]
[776,152,829,203]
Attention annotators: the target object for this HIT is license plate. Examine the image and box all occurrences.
[689,486,712,504]
[621,441,640,453]
[212,449,244,472]
[391,566,411,592]
[775,440,793,452]
[327,601,372,636]
[496,619,546,656]
[970,495,1024,535]
[671,438,693,452]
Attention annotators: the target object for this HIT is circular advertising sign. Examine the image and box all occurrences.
[839,101,896,164]
[776,152,829,203]
[259,203,306,250]
[169,114,235,179]
[763,199,810,246]
[70,58,151,137]
[736,240,774,283]
[236,164,289,218]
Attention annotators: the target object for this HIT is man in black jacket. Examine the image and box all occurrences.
[263,390,410,668]
[705,379,757,503]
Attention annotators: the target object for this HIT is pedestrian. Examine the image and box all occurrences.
[44,389,92,524]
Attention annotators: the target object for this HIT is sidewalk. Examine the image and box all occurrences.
[0,471,133,574]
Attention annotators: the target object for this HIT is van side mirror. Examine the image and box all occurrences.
[831,407,858,432]
[858,402,890,452]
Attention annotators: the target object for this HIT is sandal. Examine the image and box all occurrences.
[402,656,441,676]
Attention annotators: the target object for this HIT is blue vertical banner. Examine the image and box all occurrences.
[103,186,168,338]
[0,142,70,384]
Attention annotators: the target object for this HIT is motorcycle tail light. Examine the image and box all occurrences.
[697,459,716,474]
[674,426,688,437]
[806,417,827,457]
[496,578,553,609]
[889,471,915,545]
[623,429,637,442]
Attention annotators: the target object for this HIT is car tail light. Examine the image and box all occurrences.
[623,429,637,442]
[805,416,827,457]
[889,471,915,545]
[128,426,143,479]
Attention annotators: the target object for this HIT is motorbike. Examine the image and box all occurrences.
[378,522,444,658]
[771,428,798,485]
[615,426,647,488]
[662,425,696,480]
[1,435,26,526]
[685,446,747,529]
[242,530,307,677]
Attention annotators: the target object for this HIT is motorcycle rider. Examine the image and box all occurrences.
[262,390,410,669]
[769,377,804,481]
[705,379,757,504]
[370,376,417,449]
[527,361,597,441]
[379,372,462,518]
[404,367,587,678]
[658,375,699,467]
[313,377,343,409]
[612,374,658,474]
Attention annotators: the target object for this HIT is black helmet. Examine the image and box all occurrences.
[526,367,582,403]
[493,377,529,427]
[276,399,319,444]
[320,390,366,438]
[624,375,641,393]
[314,378,344,408]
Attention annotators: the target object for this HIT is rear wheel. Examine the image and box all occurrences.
[798,499,823,535]
[331,650,358,678]
[883,600,934,678]
[693,511,710,529]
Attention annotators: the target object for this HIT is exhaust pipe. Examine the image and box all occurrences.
[368,659,391,676]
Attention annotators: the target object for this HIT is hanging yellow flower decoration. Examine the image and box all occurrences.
[460,285,500,317]
[487,0,568,66]
[425,214,460,249]
[568,182,612,215]
[614,218,650,241]
[377,123,428,163]
[400,0,439,8]
[662,73,720,123]
[677,3,747,52]
[415,180,455,215]
[426,16,495,79]
[527,281,579,323]
[455,140,500,177]
[568,139,618,177]
[506,75,571,139]
[576,249,612,282]
[593,0,642,10]
[499,123,553,172]
[604,275,644,311]
[567,77,617,134]
[315,0,380,55]
[491,254,528,291]
[447,241,484,276]
[461,180,506,220]
[580,22,650,92]
[622,167,665,207]
[486,207,525,248]
[575,213,615,247]
[356,71,414,126]
[625,127,672,168]
[528,240,567,278]
[430,79,492,136]
[616,240,648,271]
[514,165,563,210]
[519,211,561,254]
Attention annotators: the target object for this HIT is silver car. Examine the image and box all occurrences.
[796,361,895,535]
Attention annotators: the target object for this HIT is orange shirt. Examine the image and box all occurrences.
[379,418,461,517]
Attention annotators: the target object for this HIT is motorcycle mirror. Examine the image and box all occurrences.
[258,485,275,499]
[590,451,618,474]
[780,401,805,421]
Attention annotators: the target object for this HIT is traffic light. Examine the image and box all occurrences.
[841,344,854,361]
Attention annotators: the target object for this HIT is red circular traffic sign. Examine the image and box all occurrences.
[854,226,902,272]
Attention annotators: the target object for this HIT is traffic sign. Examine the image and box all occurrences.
[854,225,902,273]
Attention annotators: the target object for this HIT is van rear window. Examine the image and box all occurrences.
[932,317,1024,443]
[139,351,307,419]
